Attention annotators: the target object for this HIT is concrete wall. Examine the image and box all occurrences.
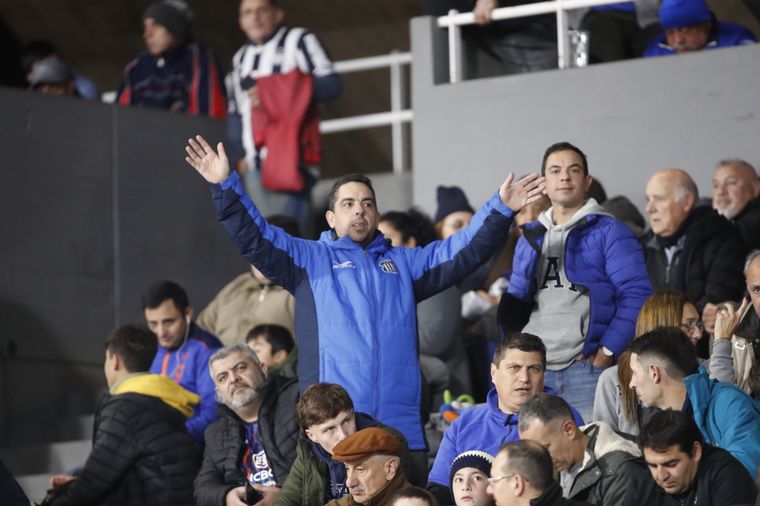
[410,16,760,216]
[0,89,248,443]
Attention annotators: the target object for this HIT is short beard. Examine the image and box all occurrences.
[715,203,740,220]
[219,387,259,410]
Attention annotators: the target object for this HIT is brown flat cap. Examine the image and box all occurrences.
[331,427,401,463]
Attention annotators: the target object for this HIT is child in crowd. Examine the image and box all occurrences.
[391,487,438,506]
[450,451,494,506]
[245,324,296,378]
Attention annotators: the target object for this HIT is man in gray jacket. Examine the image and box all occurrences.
[518,393,657,506]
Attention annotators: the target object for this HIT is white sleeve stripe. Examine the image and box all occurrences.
[301,32,335,77]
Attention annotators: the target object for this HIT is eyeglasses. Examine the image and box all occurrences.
[681,320,704,332]
[488,474,519,485]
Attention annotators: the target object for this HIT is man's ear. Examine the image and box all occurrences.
[584,175,593,193]
[514,474,526,497]
[273,7,285,25]
[185,306,194,319]
[272,349,288,365]
[111,352,122,373]
[490,362,498,384]
[649,363,661,384]
[385,458,399,480]
[325,210,336,229]
[562,420,576,439]
[304,428,318,444]
[692,441,703,463]
[259,362,269,380]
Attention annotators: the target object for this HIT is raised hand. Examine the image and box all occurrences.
[185,135,230,184]
[714,298,751,340]
[499,172,547,212]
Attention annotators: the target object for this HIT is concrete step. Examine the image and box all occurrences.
[0,439,91,477]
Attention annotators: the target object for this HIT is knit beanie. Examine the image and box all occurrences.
[659,0,711,30]
[143,0,193,42]
[435,186,475,223]
[449,450,494,486]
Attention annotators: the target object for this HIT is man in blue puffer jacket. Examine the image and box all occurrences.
[184,135,546,457]
[502,142,652,420]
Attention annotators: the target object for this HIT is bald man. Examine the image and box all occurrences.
[643,169,745,333]
[712,159,760,251]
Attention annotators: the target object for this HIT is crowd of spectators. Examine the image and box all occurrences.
[2,1,760,505]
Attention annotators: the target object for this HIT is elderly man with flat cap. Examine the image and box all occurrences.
[327,427,410,506]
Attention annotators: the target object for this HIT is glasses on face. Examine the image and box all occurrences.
[488,474,519,485]
[681,320,704,332]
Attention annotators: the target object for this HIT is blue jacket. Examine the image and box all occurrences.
[428,387,583,486]
[211,171,515,450]
[507,214,652,358]
[150,322,222,444]
[685,368,760,476]
[644,21,756,57]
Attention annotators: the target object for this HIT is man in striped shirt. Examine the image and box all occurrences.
[227,0,342,236]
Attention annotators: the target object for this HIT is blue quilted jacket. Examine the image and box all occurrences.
[507,213,652,358]
[211,172,515,449]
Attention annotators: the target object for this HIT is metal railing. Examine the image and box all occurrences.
[437,0,625,82]
[320,51,412,174]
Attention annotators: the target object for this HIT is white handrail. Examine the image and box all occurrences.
[321,51,413,173]
[437,0,626,79]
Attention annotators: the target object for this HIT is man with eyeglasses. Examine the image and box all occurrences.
[487,440,593,506]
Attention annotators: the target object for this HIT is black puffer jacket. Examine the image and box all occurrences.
[567,423,658,506]
[733,197,760,251]
[51,393,201,506]
[642,206,745,312]
[195,374,300,506]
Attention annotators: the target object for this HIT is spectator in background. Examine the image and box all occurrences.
[246,324,296,379]
[505,142,652,421]
[197,215,299,345]
[712,159,760,251]
[643,168,746,335]
[487,441,592,506]
[594,290,734,435]
[117,0,226,117]
[27,57,77,97]
[713,250,760,396]
[391,487,438,506]
[276,383,416,506]
[449,451,494,506]
[580,1,661,63]
[21,40,100,100]
[378,208,472,408]
[228,0,341,236]
[519,393,657,506]
[639,410,756,505]
[628,326,760,475]
[427,333,583,504]
[644,0,756,57]
[143,279,222,444]
[326,428,410,506]
[47,323,201,506]
[195,344,299,506]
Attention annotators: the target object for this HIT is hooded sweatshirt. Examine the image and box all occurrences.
[522,199,612,370]
[111,372,200,418]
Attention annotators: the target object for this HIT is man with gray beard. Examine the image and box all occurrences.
[195,344,300,506]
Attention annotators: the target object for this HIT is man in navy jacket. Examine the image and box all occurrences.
[184,135,546,457]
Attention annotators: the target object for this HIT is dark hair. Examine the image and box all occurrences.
[587,178,607,204]
[541,142,588,176]
[639,409,703,456]
[142,280,189,313]
[267,214,301,238]
[493,333,547,369]
[747,362,760,401]
[105,323,158,373]
[390,487,438,506]
[498,440,554,492]
[518,393,574,433]
[296,383,355,430]
[327,174,376,212]
[245,324,294,355]
[380,208,436,246]
[629,326,698,380]
[21,39,57,74]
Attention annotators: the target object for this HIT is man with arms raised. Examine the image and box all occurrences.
[184,135,546,466]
